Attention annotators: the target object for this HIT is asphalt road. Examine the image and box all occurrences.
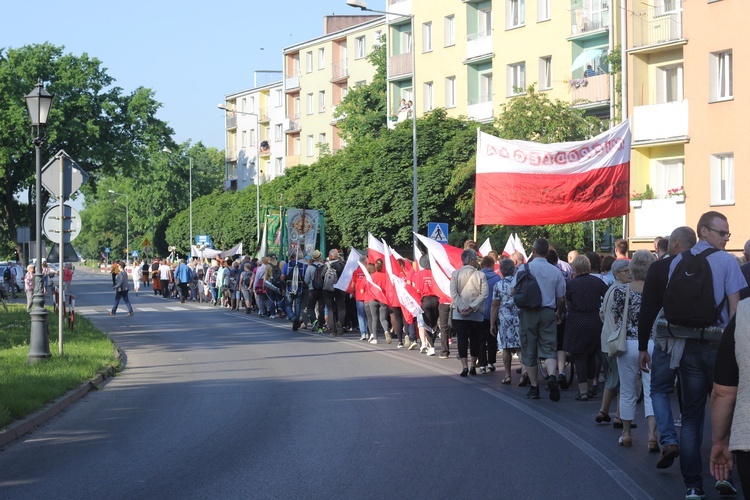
[0,267,727,499]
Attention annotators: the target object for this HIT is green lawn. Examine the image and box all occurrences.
[0,304,120,429]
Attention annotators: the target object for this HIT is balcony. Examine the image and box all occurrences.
[286,155,301,167]
[332,60,348,81]
[387,109,411,130]
[631,198,686,239]
[569,73,610,107]
[467,98,493,122]
[386,0,411,21]
[570,3,610,37]
[259,107,271,123]
[226,148,238,161]
[631,6,682,49]
[285,72,300,91]
[285,119,300,133]
[632,100,688,145]
[466,32,492,61]
[225,115,237,129]
[388,52,412,79]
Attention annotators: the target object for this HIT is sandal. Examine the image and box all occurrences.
[502,376,512,385]
[518,373,530,387]
[648,440,660,453]
[575,393,589,401]
[595,411,612,424]
[107,312,115,316]
[613,419,637,429]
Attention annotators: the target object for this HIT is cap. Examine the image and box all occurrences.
[268,252,277,259]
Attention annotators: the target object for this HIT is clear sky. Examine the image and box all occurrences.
[0,0,383,150]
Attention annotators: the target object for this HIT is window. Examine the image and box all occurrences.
[250,129,257,147]
[275,123,283,141]
[307,135,314,157]
[275,89,283,107]
[539,56,552,90]
[241,98,247,112]
[355,36,366,59]
[306,93,314,115]
[445,76,456,108]
[404,30,413,54]
[249,97,255,113]
[479,8,492,36]
[507,0,525,29]
[655,0,679,16]
[422,22,432,52]
[710,153,734,205]
[374,30,382,46]
[537,0,551,21]
[241,130,247,148]
[507,62,526,95]
[656,64,683,103]
[403,87,413,104]
[480,73,493,102]
[341,85,349,100]
[318,133,326,145]
[318,90,326,112]
[424,82,434,112]
[651,159,683,198]
[275,157,284,176]
[293,96,300,118]
[444,15,455,46]
[318,48,325,69]
[306,51,313,73]
[710,50,733,102]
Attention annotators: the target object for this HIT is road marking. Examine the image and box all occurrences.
[137,308,158,312]
[166,306,189,311]
[75,309,100,314]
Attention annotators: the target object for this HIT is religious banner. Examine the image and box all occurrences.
[475,120,631,226]
[287,208,319,260]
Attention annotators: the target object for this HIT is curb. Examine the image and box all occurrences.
[0,348,122,449]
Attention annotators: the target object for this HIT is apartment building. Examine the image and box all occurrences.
[222,81,286,192]
[627,0,747,252]
[283,15,386,167]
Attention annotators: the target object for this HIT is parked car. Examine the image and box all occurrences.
[0,262,25,293]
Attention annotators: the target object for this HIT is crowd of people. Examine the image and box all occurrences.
[107,210,749,499]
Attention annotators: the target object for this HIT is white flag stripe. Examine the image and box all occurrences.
[334,247,362,292]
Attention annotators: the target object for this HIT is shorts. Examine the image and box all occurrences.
[519,308,558,367]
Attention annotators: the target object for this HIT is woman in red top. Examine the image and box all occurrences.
[367,263,391,344]
[350,261,370,341]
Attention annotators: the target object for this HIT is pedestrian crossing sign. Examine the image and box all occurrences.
[427,222,449,243]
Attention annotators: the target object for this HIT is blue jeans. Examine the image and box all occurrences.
[285,292,303,321]
[678,340,718,489]
[355,300,368,336]
[650,346,679,448]
[111,290,133,314]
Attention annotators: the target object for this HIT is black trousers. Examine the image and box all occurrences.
[478,319,498,367]
[439,303,453,356]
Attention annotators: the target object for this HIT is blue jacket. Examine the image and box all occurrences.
[481,267,501,320]
[175,263,192,284]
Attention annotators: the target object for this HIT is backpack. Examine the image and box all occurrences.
[323,262,338,292]
[270,264,282,288]
[242,271,252,288]
[312,263,326,290]
[3,267,10,281]
[222,269,231,288]
[663,248,724,328]
[289,262,305,295]
[513,264,543,309]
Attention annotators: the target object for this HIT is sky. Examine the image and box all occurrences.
[0,0,384,150]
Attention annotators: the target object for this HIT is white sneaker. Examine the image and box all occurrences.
[419,345,427,354]
[427,347,436,356]
[369,338,378,344]
[478,366,487,374]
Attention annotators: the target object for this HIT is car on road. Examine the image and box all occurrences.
[0,262,24,293]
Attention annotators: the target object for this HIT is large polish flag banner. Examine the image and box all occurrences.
[475,120,631,226]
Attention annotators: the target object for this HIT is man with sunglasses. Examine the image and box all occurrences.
[666,211,747,499]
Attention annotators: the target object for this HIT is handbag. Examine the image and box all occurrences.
[605,284,630,357]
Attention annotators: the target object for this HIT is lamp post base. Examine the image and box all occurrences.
[28,275,51,364]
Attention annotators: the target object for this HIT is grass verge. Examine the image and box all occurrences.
[0,304,120,429]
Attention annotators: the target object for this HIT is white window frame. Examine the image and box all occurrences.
[275,124,283,142]
[651,158,684,198]
[422,22,432,53]
[275,157,284,176]
[249,96,255,113]
[318,132,326,145]
[656,64,684,103]
[318,48,325,70]
[655,0,680,17]
[241,98,247,112]
[318,90,326,113]
[507,62,526,96]
[480,73,493,103]
[403,30,413,54]
[444,15,455,47]
[374,30,382,47]
[355,36,367,59]
[539,56,552,90]
[480,8,492,36]
[710,153,734,205]
[305,51,313,73]
[241,130,247,149]
[537,0,551,22]
[306,93,314,115]
[710,50,733,102]
[306,135,314,157]
[275,89,283,107]
[506,0,525,29]
[423,82,434,112]
[445,76,456,108]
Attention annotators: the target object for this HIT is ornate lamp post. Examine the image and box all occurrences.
[25,81,54,363]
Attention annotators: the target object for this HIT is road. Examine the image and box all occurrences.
[0,267,723,499]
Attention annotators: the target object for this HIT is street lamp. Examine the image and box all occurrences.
[25,80,54,363]
[162,147,193,256]
[347,0,419,239]
[217,104,262,242]
[108,190,129,267]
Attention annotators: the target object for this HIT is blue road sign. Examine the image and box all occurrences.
[104,247,110,254]
[196,234,212,245]
[427,222,449,243]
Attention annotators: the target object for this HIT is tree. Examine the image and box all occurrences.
[333,36,387,143]
[0,43,174,261]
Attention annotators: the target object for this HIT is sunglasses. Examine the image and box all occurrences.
[705,227,731,238]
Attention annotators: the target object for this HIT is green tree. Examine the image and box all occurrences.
[0,43,173,261]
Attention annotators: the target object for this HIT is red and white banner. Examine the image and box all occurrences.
[334,247,363,293]
[475,120,631,226]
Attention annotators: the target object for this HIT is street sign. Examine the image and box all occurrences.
[427,222,449,243]
[41,150,89,199]
[143,238,151,247]
[132,250,139,257]
[42,204,82,243]
[47,242,79,262]
[196,234,211,245]
[105,247,110,254]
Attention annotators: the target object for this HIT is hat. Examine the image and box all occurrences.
[268,252,277,259]
[311,250,322,261]
[611,259,630,273]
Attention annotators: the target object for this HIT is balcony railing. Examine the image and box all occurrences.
[259,107,271,122]
[285,72,300,90]
[286,119,300,132]
[388,52,413,79]
[225,115,237,129]
[570,3,610,36]
[467,98,493,122]
[632,100,688,143]
[466,32,492,60]
[386,0,411,21]
[332,60,348,80]
[570,73,610,105]
[286,155,301,167]
[631,6,682,48]
[631,198,686,238]
[387,109,412,130]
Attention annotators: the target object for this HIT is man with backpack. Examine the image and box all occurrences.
[323,249,346,336]
[304,250,326,333]
[282,252,307,330]
[511,238,566,401]
[661,212,747,499]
